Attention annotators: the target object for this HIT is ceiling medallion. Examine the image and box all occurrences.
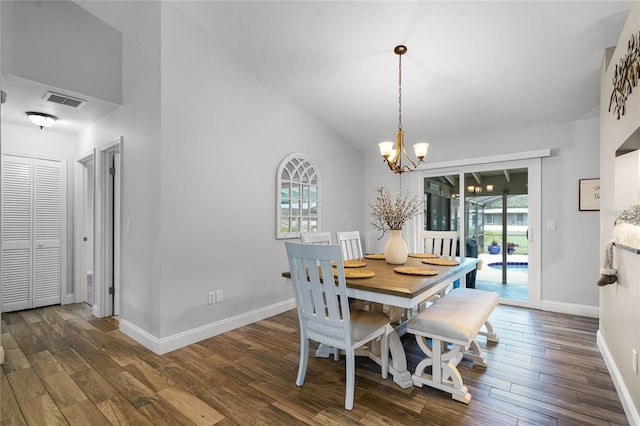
[609,31,640,120]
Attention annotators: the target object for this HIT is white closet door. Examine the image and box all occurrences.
[1,156,33,312]
[33,158,62,308]
[1,155,63,312]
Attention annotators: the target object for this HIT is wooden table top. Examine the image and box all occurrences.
[282,256,478,301]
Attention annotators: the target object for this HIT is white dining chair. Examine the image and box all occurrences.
[419,231,459,303]
[300,231,332,245]
[301,231,338,360]
[335,231,363,260]
[419,231,458,256]
[284,242,391,410]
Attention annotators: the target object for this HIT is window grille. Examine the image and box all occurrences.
[276,153,320,239]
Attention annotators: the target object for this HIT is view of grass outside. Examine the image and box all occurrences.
[482,230,528,255]
[480,194,528,255]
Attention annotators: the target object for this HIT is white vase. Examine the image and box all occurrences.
[384,229,408,264]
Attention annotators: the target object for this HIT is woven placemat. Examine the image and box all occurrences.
[364,253,385,260]
[331,260,367,268]
[408,253,440,259]
[394,266,439,276]
[422,258,460,266]
[333,268,375,279]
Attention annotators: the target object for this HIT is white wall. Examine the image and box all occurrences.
[599,1,640,422]
[74,3,364,347]
[77,1,163,337]
[1,123,77,297]
[158,4,364,338]
[365,117,601,310]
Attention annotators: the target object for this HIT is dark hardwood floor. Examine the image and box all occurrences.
[1,303,628,425]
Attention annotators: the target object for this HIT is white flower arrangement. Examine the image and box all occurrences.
[369,186,421,238]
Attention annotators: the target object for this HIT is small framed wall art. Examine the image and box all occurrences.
[579,178,600,211]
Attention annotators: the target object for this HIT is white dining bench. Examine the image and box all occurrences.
[406,288,499,403]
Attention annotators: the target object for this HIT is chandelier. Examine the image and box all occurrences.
[378,45,429,174]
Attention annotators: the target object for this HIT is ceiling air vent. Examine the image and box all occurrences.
[43,91,86,109]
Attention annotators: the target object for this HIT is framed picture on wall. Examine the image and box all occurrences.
[579,178,600,211]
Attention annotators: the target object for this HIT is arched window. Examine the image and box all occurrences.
[276,153,320,239]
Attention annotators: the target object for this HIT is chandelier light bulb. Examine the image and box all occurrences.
[413,143,429,160]
[378,141,395,158]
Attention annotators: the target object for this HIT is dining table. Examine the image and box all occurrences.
[282,254,479,389]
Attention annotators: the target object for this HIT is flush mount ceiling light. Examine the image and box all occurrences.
[26,111,57,129]
[378,45,429,174]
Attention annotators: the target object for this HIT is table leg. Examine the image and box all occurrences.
[315,344,336,359]
[387,329,413,388]
[316,332,413,389]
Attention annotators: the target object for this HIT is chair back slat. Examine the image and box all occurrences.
[317,259,341,320]
[285,242,351,343]
[300,232,332,245]
[336,231,363,260]
[291,257,315,311]
[420,231,458,256]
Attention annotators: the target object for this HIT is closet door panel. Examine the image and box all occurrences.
[1,244,32,311]
[1,156,33,312]
[33,159,62,307]
[34,243,61,307]
[1,156,63,312]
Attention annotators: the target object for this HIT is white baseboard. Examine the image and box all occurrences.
[597,331,640,426]
[0,345,4,364]
[61,293,76,305]
[119,298,297,355]
[539,299,599,318]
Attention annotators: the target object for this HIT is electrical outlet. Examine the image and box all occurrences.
[633,349,638,374]
[208,292,216,305]
[216,290,224,303]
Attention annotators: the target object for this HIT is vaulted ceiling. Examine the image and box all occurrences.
[172,1,631,154]
[2,1,632,155]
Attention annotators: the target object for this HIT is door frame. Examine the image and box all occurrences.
[74,150,95,307]
[403,149,548,309]
[94,137,122,318]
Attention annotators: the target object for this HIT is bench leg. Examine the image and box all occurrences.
[463,319,498,367]
[464,339,488,367]
[411,335,472,404]
[477,319,499,343]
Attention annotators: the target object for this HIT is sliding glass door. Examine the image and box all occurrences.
[419,159,540,308]
[464,169,529,302]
